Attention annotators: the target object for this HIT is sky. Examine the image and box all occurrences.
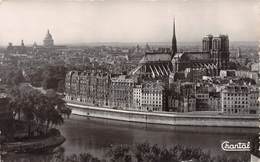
[0,0,259,45]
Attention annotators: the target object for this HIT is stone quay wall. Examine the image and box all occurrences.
[67,102,259,128]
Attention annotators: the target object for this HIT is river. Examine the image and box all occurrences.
[2,115,258,161]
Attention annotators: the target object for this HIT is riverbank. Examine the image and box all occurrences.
[67,102,259,128]
[1,132,65,154]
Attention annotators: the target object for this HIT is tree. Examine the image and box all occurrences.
[7,84,70,137]
[107,145,132,162]
[8,86,23,120]
[26,67,44,87]
[46,89,71,118]
[2,68,25,86]
[50,142,249,162]
[57,80,65,93]
[41,65,67,91]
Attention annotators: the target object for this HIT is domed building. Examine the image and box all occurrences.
[43,29,54,48]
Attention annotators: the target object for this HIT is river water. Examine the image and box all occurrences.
[2,115,259,161]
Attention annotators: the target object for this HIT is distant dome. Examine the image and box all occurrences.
[45,30,53,39]
[43,29,54,47]
[33,41,37,46]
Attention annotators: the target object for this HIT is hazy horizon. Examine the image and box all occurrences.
[1,40,257,48]
[0,0,259,45]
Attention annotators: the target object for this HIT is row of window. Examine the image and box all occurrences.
[223,101,248,104]
[134,94,162,97]
[196,94,209,98]
[224,93,248,97]
[143,94,162,96]
[250,103,258,107]
[142,96,162,99]
[142,100,162,104]
[224,108,249,114]
[223,105,248,108]
[112,83,134,86]
[223,97,248,100]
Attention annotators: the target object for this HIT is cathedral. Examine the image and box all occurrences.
[130,49,173,78]
[129,20,177,79]
[172,34,229,76]
[130,20,230,79]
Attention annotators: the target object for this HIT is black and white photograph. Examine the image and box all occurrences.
[0,0,259,161]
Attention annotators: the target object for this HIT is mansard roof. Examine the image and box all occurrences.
[142,80,165,90]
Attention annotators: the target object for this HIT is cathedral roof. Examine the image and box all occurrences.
[173,52,210,61]
[139,53,171,64]
[130,62,173,78]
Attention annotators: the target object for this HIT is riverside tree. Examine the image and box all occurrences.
[48,142,250,162]
[7,84,71,137]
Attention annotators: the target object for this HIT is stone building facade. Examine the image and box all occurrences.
[220,84,259,114]
[6,40,27,54]
[65,69,110,107]
[133,84,142,110]
[208,92,221,111]
[140,81,167,112]
[167,82,196,112]
[110,75,135,109]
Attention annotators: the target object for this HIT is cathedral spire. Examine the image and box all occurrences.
[172,18,177,57]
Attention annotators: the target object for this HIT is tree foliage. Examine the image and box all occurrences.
[48,142,250,162]
[25,65,67,92]
[7,84,70,137]
[1,68,25,86]
[41,65,67,92]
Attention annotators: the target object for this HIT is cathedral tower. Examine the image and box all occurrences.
[202,34,213,52]
[172,19,177,57]
[211,35,229,70]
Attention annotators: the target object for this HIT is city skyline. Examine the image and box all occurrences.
[0,0,259,45]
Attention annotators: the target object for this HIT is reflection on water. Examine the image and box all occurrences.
[2,115,258,161]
